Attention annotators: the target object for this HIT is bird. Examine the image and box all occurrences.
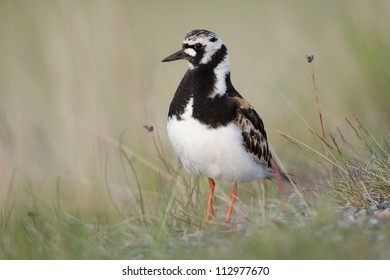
[162,29,286,224]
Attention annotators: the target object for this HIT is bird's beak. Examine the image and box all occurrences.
[162,49,185,62]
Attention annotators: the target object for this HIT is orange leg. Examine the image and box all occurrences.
[225,183,237,224]
[206,178,216,221]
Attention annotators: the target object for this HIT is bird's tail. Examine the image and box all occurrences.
[266,159,293,183]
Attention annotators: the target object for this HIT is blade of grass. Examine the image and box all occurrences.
[104,153,125,219]
[278,131,348,174]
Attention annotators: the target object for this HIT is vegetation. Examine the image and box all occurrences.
[0,0,389,259]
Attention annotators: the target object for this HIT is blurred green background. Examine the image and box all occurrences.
[0,0,389,258]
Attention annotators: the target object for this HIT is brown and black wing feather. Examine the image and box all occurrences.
[232,96,272,168]
[231,95,292,182]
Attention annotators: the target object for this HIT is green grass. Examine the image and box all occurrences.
[1,0,390,259]
[1,118,389,259]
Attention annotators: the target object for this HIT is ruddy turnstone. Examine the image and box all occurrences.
[162,29,286,224]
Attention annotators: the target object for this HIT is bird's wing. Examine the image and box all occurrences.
[232,96,272,167]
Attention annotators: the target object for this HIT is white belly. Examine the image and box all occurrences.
[167,106,267,183]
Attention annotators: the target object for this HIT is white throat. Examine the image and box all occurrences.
[211,54,230,98]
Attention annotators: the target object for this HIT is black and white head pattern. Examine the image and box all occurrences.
[182,29,226,69]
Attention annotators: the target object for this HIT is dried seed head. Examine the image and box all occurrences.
[306,55,314,63]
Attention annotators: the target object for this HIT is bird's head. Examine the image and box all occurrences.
[162,29,227,69]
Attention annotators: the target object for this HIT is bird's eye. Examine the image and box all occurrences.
[194,43,203,49]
